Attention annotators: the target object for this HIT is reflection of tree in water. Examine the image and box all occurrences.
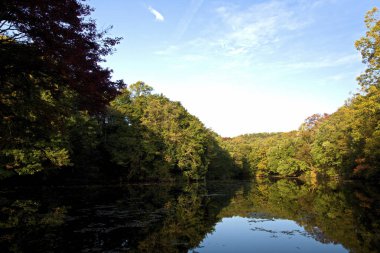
[219,179,380,253]
[0,182,243,252]
[134,183,244,253]
[0,199,67,252]
[0,180,379,252]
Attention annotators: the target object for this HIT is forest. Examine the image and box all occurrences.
[0,1,379,183]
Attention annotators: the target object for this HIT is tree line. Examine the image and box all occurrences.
[0,1,379,182]
[222,8,380,181]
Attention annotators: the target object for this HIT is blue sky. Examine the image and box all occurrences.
[90,0,377,137]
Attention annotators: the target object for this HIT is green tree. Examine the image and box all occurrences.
[355,7,380,91]
[265,132,308,177]
[104,82,224,181]
[310,7,380,179]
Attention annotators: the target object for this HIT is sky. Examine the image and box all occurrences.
[89,0,377,137]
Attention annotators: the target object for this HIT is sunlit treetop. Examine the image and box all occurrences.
[355,7,380,91]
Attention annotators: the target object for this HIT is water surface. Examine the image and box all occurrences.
[0,179,379,252]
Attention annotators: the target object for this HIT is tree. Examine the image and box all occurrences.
[0,0,124,175]
[0,0,124,111]
[129,81,154,98]
[355,7,380,91]
[265,132,308,177]
[352,7,380,178]
[104,82,242,181]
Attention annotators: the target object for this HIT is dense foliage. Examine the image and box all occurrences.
[103,81,237,181]
[223,88,379,180]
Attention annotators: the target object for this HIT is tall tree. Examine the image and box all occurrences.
[0,0,124,175]
[355,7,380,91]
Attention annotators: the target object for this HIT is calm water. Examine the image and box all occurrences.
[0,179,379,252]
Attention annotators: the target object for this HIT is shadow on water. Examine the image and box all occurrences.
[0,179,379,252]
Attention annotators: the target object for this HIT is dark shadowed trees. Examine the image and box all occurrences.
[0,0,124,175]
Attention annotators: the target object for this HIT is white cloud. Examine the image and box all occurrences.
[148,6,164,22]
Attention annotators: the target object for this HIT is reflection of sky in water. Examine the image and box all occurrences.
[191,217,348,253]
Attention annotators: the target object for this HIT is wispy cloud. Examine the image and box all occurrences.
[148,6,164,22]
[155,0,355,74]
[214,1,310,56]
[158,1,312,59]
